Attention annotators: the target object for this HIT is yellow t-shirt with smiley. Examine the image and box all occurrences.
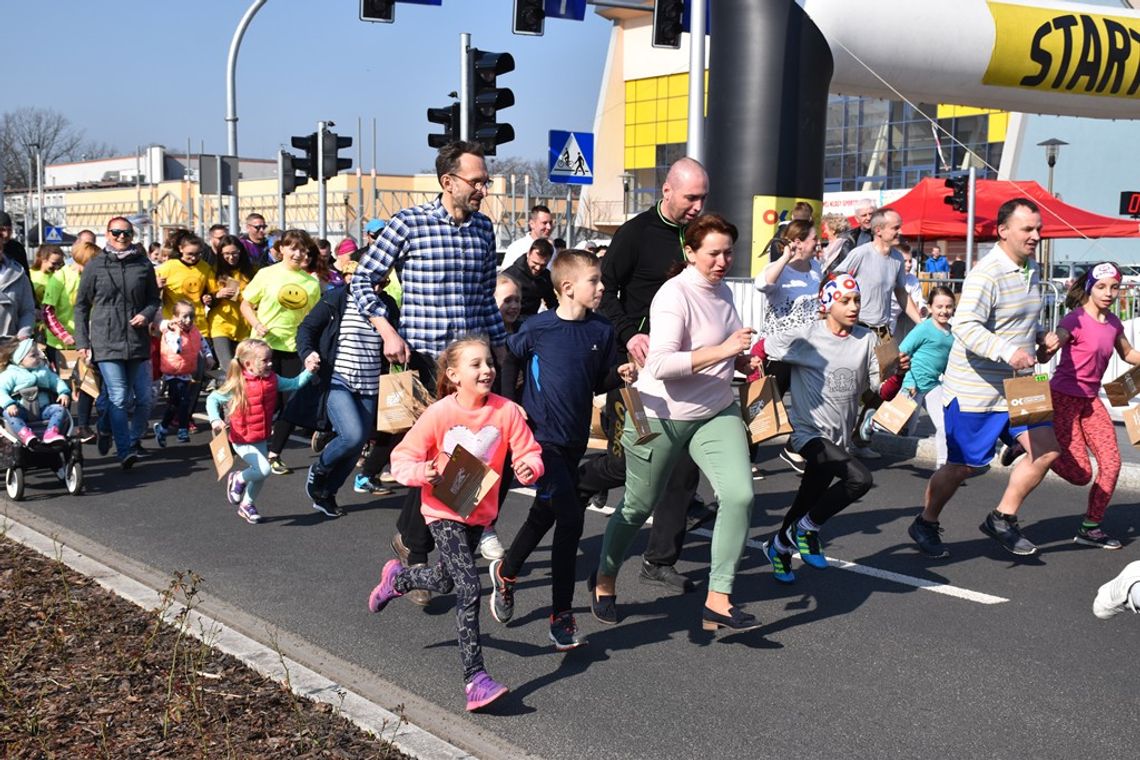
[156,259,216,335]
[241,263,321,353]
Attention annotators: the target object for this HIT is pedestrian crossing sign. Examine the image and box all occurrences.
[44,226,63,244]
[548,130,594,185]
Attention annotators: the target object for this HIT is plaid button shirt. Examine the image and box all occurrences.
[349,195,506,357]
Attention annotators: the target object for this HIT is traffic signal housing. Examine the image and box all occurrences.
[470,49,515,156]
[944,175,968,213]
[321,130,352,180]
[290,132,318,182]
[360,0,394,23]
[653,0,685,49]
[427,103,461,149]
[280,151,309,196]
[512,0,544,35]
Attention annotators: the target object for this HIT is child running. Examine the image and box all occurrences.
[154,300,215,445]
[489,250,635,651]
[0,338,71,446]
[861,285,955,467]
[757,274,908,582]
[206,339,316,524]
[367,335,544,712]
[1041,262,1139,549]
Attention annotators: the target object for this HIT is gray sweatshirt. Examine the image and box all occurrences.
[0,255,35,338]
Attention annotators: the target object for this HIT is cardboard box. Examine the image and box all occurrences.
[434,444,500,518]
[209,431,235,480]
[740,375,793,443]
[1104,364,1140,407]
[1004,373,1053,426]
[619,384,659,445]
[873,393,918,435]
[377,370,434,433]
[1122,405,1140,446]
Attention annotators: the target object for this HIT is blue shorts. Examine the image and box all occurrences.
[943,397,1052,467]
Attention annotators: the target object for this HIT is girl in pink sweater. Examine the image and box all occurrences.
[366,335,543,712]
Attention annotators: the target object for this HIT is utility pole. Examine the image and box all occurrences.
[459,32,472,140]
[318,120,331,240]
[687,0,706,161]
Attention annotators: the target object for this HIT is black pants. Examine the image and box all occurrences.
[781,437,873,535]
[502,444,586,616]
[577,386,700,567]
[161,378,192,429]
[269,350,302,456]
[361,432,399,478]
[395,350,440,565]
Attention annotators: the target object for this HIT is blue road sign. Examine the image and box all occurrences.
[44,225,64,244]
[548,130,594,185]
[544,0,587,21]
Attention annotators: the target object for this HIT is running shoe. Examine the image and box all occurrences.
[378,466,397,484]
[1075,526,1123,550]
[75,426,97,444]
[368,558,404,613]
[549,611,584,651]
[479,529,505,560]
[152,422,167,448]
[96,430,112,456]
[465,671,509,712]
[237,503,261,524]
[999,441,1026,467]
[909,515,950,558]
[353,474,392,495]
[311,493,345,518]
[226,471,246,506]
[177,428,190,443]
[269,457,292,476]
[488,558,515,623]
[795,528,829,569]
[1093,560,1140,619]
[763,538,795,583]
[779,444,807,475]
[979,511,1038,556]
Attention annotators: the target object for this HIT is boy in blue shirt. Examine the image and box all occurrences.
[489,249,635,650]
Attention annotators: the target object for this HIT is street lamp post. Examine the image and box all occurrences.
[1037,137,1067,280]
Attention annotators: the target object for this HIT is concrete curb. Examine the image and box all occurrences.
[1,517,482,760]
[869,431,1140,491]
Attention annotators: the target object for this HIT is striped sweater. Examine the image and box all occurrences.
[942,245,1043,412]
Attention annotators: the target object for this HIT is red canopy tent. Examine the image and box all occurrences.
[885,177,1140,240]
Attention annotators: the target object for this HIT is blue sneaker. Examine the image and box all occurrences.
[152,422,167,448]
[763,538,795,583]
[795,528,829,569]
[177,428,190,443]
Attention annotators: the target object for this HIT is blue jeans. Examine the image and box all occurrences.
[315,383,377,494]
[97,359,153,460]
[4,403,67,435]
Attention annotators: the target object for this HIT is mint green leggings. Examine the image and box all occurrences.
[597,402,755,594]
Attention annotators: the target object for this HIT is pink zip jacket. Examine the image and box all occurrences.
[391,392,544,527]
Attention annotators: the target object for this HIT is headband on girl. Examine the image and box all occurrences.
[1086,262,1122,292]
[11,338,35,365]
[820,274,860,310]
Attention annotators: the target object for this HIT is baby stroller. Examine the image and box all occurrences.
[0,387,84,500]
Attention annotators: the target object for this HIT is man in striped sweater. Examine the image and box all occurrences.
[908,198,1059,559]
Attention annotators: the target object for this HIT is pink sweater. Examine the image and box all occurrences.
[390,393,544,527]
[639,265,742,421]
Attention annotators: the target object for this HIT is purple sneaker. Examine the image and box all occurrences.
[465,671,509,712]
[226,471,246,506]
[237,503,261,524]
[368,559,404,613]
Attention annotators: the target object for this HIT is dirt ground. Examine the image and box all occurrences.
[0,537,408,759]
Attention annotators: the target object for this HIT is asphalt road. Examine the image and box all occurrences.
[5,433,1140,760]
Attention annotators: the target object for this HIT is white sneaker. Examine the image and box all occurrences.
[479,529,505,560]
[848,443,881,460]
[1093,560,1140,619]
[379,466,397,484]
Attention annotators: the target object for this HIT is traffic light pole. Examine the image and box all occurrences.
[687,0,706,162]
[459,32,472,140]
[966,166,977,272]
[318,121,329,241]
[277,149,287,230]
[225,0,268,234]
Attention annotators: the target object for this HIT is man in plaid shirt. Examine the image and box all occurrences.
[350,141,507,597]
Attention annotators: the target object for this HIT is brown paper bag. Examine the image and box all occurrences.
[57,349,81,381]
[1004,373,1053,426]
[75,355,100,400]
[872,392,918,435]
[1103,364,1140,406]
[620,384,659,445]
[376,369,434,433]
[209,430,235,480]
[590,405,605,440]
[1122,405,1140,446]
[740,375,793,443]
[434,444,500,518]
[874,336,900,377]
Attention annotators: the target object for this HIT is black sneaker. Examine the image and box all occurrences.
[586,491,608,511]
[306,465,328,503]
[999,441,1025,467]
[311,430,335,453]
[311,492,345,518]
[779,444,806,475]
[488,558,515,623]
[638,559,695,593]
[120,452,139,470]
[96,431,112,456]
[548,611,584,651]
[130,441,147,458]
[1074,526,1123,550]
[909,515,950,558]
[979,511,1038,556]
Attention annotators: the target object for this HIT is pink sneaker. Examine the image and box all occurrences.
[464,671,509,712]
[368,559,404,613]
[17,428,37,446]
[42,426,64,445]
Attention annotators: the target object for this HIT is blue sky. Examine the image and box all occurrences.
[8,0,611,173]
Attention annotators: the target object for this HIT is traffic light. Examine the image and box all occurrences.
[360,0,394,23]
[512,0,544,35]
[290,132,317,182]
[427,103,460,149]
[321,130,352,180]
[653,0,684,49]
[944,176,968,213]
[470,49,515,156]
[280,151,309,196]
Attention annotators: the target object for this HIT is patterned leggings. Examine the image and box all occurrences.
[1049,390,1121,523]
[394,520,485,681]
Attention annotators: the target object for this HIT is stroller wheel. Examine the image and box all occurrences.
[65,461,83,495]
[6,468,25,501]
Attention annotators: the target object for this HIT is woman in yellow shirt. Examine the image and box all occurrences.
[207,235,253,370]
[29,245,65,305]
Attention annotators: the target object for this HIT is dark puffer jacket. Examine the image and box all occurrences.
[73,246,161,362]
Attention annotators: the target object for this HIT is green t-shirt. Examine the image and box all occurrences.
[242,264,321,352]
[42,268,78,349]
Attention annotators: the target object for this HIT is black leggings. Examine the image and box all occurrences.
[268,350,302,456]
[501,445,586,616]
[394,520,485,681]
[161,378,192,429]
[395,351,440,564]
[781,437,873,535]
